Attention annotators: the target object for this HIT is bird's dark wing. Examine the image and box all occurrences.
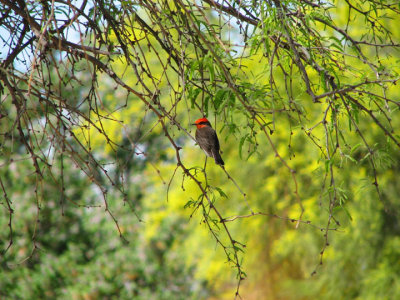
[195,127,220,153]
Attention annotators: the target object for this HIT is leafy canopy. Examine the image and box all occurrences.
[0,0,399,298]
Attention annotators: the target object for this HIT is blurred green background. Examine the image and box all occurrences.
[1,1,400,299]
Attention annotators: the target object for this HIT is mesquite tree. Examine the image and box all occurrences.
[0,0,399,297]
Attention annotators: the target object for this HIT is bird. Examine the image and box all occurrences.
[192,117,224,166]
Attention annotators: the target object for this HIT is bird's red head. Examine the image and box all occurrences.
[193,117,211,129]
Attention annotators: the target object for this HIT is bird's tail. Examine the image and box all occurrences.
[214,152,224,166]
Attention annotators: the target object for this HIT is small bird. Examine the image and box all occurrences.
[193,117,224,165]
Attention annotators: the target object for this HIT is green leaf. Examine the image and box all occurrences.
[184,198,196,209]
[233,245,245,253]
[344,154,357,163]
[350,143,361,154]
[239,134,248,159]
[189,60,199,80]
[325,159,332,173]
[214,89,228,110]
[340,205,353,221]
[359,152,371,163]
[204,55,215,82]
[214,187,228,198]
[189,87,201,108]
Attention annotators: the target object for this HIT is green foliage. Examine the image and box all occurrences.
[1,0,400,299]
[0,160,206,299]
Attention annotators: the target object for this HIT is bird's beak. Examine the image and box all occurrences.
[191,123,196,126]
